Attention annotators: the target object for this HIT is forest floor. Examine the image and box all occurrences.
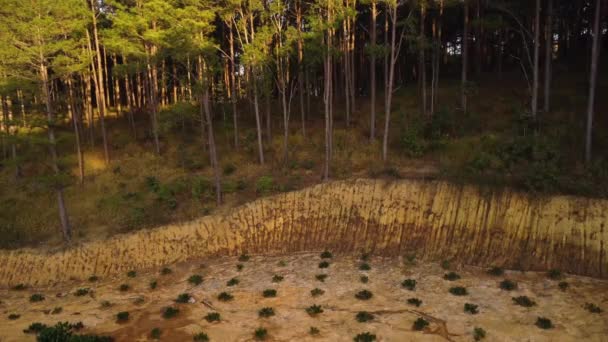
[1,252,607,341]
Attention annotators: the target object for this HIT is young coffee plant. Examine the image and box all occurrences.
[443,272,461,281]
[360,275,369,283]
[262,289,277,298]
[318,261,330,268]
[413,317,429,331]
[402,279,416,291]
[547,269,562,280]
[355,311,374,322]
[74,288,90,297]
[499,279,517,291]
[584,303,602,314]
[311,288,325,297]
[149,280,158,290]
[512,296,536,307]
[30,294,45,302]
[359,263,371,271]
[193,332,209,341]
[353,332,376,342]
[119,284,130,292]
[449,287,468,296]
[535,317,553,329]
[407,298,422,307]
[127,271,137,278]
[306,305,324,316]
[464,303,479,314]
[218,292,234,302]
[161,267,172,275]
[239,254,250,262]
[254,328,268,340]
[162,306,180,319]
[227,278,240,286]
[355,290,373,300]
[175,293,192,303]
[150,328,162,339]
[473,327,486,341]
[272,275,284,283]
[116,311,129,322]
[487,266,504,276]
[309,326,320,336]
[258,307,275,318]
[204,312,221,322]
[320,250,333,259]
[188,274,203,286]
[316,274,328,282]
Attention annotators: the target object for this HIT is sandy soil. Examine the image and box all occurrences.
[0,252,607,342]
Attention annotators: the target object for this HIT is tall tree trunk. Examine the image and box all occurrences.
[585,0,602,163]
[201,66,221,206]
[297,0,306,136]
[112,54,122,118]
[40,63,71,242]
[544,0,553,113]
[461,0,469,113]
[6,96,20,179]
[369,0,377,141]
[252,69,265,164]
[382,3,398,162]
[475,0,482,75]
[67,78,84,185]
[420,1,427,116]
[531,0,540,119]
[323,1,333,180]
[265,90,272,143]
[147,47,161,155]
[229,23,239,149]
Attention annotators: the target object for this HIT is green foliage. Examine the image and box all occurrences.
[449,287,468,296]
[464,303,479,314]
[8,313,20,320]
[24,322,48,334]
[355,290,373,300]
[400,121,429,158]
[311,288,325,297]
[255,176,275,194]
[116,312,129,322]
[258,307,275,318]
[407,298,422,307]
[315,274,328,282]
[223,164,236,175]
[204,312,221,322]
[359,263,371,271]
[355,311,374,322]
[512,296,536,307]
[74,288,90,297]
[499,280,517,291]
[188,274,203,285]
[30,294,45,302]
[127,270,137,278]
[473,327,487,341]
[254,327,268,340]
[162,307,180,319]
[262,289,277,298]
[440,260,451,270]
[535,317,553,329]
[227,278,239,286]
[175,293,192,303]
[306,305,324,316]
[443,272,461,281]
[52,307,64,314]
[193,332,209,342]
[413,317,429,331]
[149,280,158,290]
[11,283,26,291]
[318,261,330,268]
[401,279,417,291]
[36,322,114,342]
[320,250,333,259]
[353,332,376,342]
[217,292,234,302]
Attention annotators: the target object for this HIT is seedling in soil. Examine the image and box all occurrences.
[487,266,504,276]
[218,292,234,302]
[30,294,45,302]
[356,311,374,322]
[119,284,130,292]
[464,303,479,314]
[355,290,373,300]
[236,264,244,271]
[151,328,162,339]
[535,317,553,329]
[188,274,203,285]
[262,289,277,298]
[309,326,320,335]
[74,288,90,297]
[547,269,562,280]
[116,311,130,322]
[413,317,429,331]
[449,287,468,296]
[161,267,172,275]
[239,254,250,262]
[258,307,275,318]
[254,327,268,340]
[319,261,330,268]
[306,305,324,316]
[360,275,369,283]
[402,279,417,290]
[162,306,180,319]
[558,281,569,291]
[8,314,20,320]
[311,288,325,297]
[127,270,137,278]
[175,293,192,303]
[512,296,536,307]
[11,284,26,291]
[24,322,48,334]
[407,298,422,307]
[88,276,99,282]
[499,279,517,291]
[584,303,602,314]
[227,278,240,286]
[320,250,333,259]
[354,332,376,342]
[359,263,371,271]
[149,280,158,290]
[272,275,284,283]
[316,274,328,282]
[473,327,486,341]
[443,272,461,281]
[205,312,221,322]
[193,332,209,341]
[51,306,63,314]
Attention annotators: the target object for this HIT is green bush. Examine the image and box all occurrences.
[236,264,244,271]
[119,284,130,292]
[204,312,221,322]
[360,275,369,283]
[258,307,275,318]
[306,305,324,316]
[584,303,602,314]
[255,176,275,194]
[188,274,203,285]
[149,280,158,290]
[449,287,468,296]
[162,307,180,319]
[355,290,373,300]
[407,298,422,307]
[401,279,416,291]
[315,274,328,282]
[262,289,277,298]
[218,292,234,302]
[443,272,461,281]
[535,317,553,329]
[175,293,192,303]
[8,313,20,320]
[353,332,376,342]
[36,322,114,342]
[24,322,48,334]
[413,317,429,331]
[512,296,536,307]
[11,283,26,291]
[52,306,64,314]
[193,332,209,342]
[359,263,371,271]
[547,269,562,280]
[254,328,268,340]
[321,250,333,259]
[318,261,330,268]
[161,267,172,275]
[311,288,325,297]
[473,327,486,341]
[355,311,374,322]
[116,312,129,322]
[499,279,517,291]
[74,288,90,297]
[464,303,479,314]
[227,277,239,286]
[127,270,137,278]
[30,294,45,302]
[272,275,284,283]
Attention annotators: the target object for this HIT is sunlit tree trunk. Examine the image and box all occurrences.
[531,0,540,119]
[544,0,553,113]
[585,0,602,163]
[201,63,221,205]
[461,0,469,113]
[369,0,377,141]
[382,1,399,162]
[67,78,84,185]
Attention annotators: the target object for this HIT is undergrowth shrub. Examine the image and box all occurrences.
[535,317,553,329]
[218,292,234,302]
[188,274,203,285]
[262,289,277,298]
[272,275,284,283]
[254,328,267,340]
[315,274,328,282]
[443,272,461,281]
[193,332,209,342]
[175,293,192,303]
[204,312,221,322]
[473,327,486,341]
[116,312,129,323]
[227,278,239,286]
